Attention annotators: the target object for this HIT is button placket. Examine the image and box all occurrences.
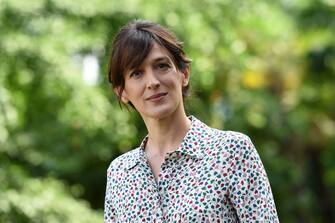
[159,152,181,219]
[141,152,165,221]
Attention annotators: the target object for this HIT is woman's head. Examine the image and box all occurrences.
[107,20,191,105]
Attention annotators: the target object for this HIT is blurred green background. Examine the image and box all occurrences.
[1,0,334,222]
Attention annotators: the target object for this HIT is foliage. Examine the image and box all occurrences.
[0,164,101,222]
[0,0,334,222]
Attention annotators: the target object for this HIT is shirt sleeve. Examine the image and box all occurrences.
[228,135,279,222]
[104,165,116,223]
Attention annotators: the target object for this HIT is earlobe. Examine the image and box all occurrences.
[182,79,189,87]
[114,88,129,104]
[181,66,190,86]
[121,95,129,104]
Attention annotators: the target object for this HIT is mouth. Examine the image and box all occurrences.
[146,92,168,101]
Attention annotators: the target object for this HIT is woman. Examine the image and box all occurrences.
[105,20,279,222]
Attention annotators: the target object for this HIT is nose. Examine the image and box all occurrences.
[146,70,160,90]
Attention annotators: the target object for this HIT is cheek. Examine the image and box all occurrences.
[124,82,145,98]
[163,73,183,89]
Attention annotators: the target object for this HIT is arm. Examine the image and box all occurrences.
[104,165,116,223]
[228,135,279,222]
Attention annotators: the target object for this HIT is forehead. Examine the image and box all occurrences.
[141,43,172,64]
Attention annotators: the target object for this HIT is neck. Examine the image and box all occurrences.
[142,110,191,157]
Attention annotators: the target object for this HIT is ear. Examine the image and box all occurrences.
[181,65,190,87]
[113,87,129,104]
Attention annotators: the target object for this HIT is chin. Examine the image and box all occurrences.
[146,110,172,120]
[141,105,177,120]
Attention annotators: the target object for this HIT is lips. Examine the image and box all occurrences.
[146,92,168,101]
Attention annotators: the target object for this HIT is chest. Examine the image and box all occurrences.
[146,155,165,182]
[113,156,236,222]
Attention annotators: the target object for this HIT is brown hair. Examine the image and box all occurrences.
[107,19,191,105]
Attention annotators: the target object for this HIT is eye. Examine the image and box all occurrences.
[129,70,143,78]
[157,62,171,70]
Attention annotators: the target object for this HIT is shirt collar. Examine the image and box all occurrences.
[125,116,210,171]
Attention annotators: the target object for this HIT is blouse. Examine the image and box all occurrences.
[104,116,279,222]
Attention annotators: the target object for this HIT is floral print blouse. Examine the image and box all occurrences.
[104,116,279,222]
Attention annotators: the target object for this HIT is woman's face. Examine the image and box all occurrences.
[118,43,189,120]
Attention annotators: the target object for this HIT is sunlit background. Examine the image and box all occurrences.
[1,0,334,222]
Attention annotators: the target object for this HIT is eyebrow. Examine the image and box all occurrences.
[151,56,171,63]
[126,56,172,76]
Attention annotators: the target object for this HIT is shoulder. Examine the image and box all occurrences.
[207,127,257,159]
[207,129,264,172]
[192,116,251,145]
[191,116,254,157]
[106,147,141,177]
[212,128,251,141]
[210,128,253,148]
